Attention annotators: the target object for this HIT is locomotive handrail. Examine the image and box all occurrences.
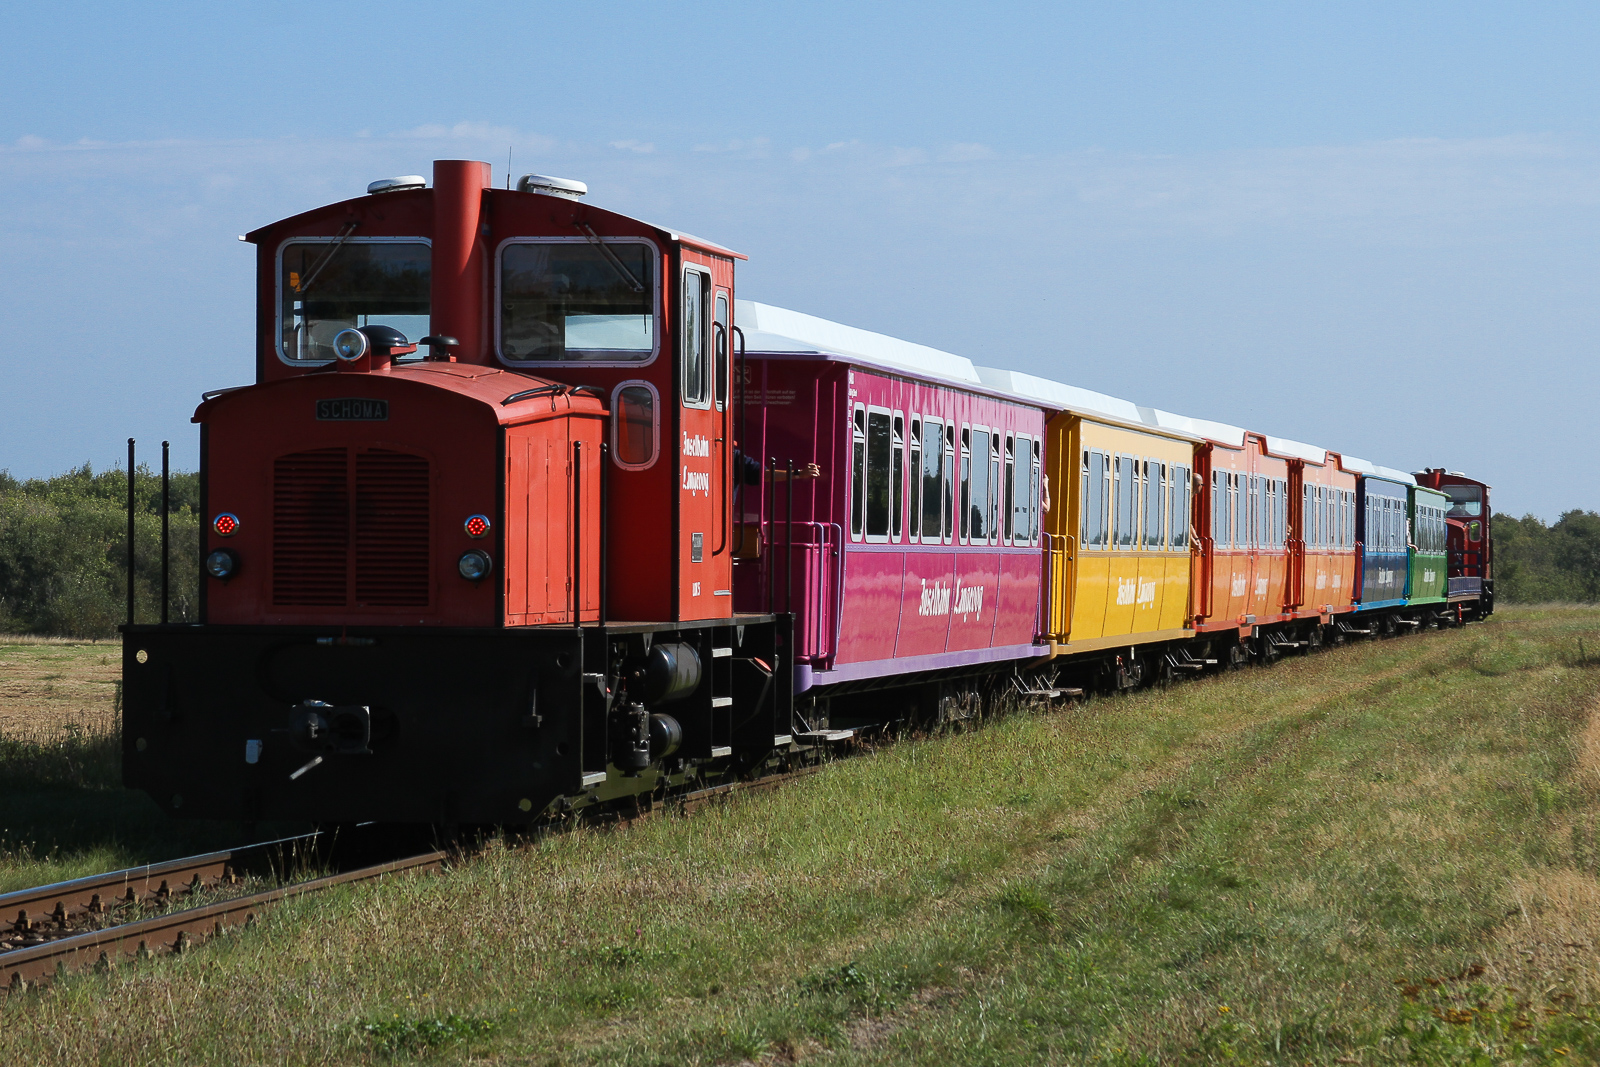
[501,383,606,407]
[713,321,729,556]
[732,325,747,562]
[758,519,838,662]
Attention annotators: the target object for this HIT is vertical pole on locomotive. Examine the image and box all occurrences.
[599,442,609,626]
[786,459,795,613]
[768,456,778,612]
[125,438,135,626]
[573,440,582,628]
[160,440,170,625]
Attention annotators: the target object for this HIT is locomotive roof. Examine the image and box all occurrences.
[736,301,983,387]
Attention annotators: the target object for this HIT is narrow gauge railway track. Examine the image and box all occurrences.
[0,768,821,995]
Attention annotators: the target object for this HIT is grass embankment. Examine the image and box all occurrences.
[0,638,283,892]
[4,607,1600,1064]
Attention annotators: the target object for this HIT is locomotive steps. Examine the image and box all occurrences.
[2,607,1600,1062]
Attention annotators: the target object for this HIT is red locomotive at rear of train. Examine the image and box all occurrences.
[123,160,788,825]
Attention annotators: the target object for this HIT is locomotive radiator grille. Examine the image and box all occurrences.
[271,447,431,609]
[354,450,431,606]
[272,448,350,606]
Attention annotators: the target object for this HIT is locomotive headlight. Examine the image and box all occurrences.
[458,550,493,581]
[213,512,241,536]
[205,549,240,579]
[464,514,491,538]
[332,327,369,361]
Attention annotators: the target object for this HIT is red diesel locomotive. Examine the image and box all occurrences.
[124,160,788,824]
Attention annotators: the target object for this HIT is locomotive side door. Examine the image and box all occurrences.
[676,258,734,619]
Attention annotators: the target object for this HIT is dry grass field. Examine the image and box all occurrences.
[0,637,119,740]
[1,608,1599,1064]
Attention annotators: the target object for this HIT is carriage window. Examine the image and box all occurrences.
[1142,461,1164,549]
[866,410,893,539]
[1012,435,1032,543]
[1211,470,1229,548]
[969,429,991,541]
[1114,455,1137,548]
[1230,474,1245,550]
[280,239,431,362]
[499,240,656,362]
[851,406,866,539]
[944,425,956,542]
[909,418,922,539]
[921,419,942,540]
[611,382,658,469]
[892,414,905,539]
[1280,479,1290,547]
[1083,450,1107,548]
[991,436,1003,541]
[960,429,973,542]
[1169,464,1190,548]
[1030,440,1041,545]
[714,292,729,410]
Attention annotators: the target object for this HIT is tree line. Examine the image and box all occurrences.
[0,465,199,637]
[0,464,1595,636]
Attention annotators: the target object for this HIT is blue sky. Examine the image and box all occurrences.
[2,2,1597,518]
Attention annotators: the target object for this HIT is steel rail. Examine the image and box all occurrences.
[0,831,324,947]
[0,767,825,993]
[1,849,446,992]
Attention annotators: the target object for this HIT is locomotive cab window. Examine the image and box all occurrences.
[498,238,657,363]
[280,238,430,363]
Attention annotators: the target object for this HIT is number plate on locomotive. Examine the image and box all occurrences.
[316,398,389,421]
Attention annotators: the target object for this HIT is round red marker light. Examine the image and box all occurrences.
[464,514,491,538]
[213,513,241,537]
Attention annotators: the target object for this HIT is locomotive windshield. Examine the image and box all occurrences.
[279,240,430,362]
[1442,484,1483,517]
[499,240,656,362]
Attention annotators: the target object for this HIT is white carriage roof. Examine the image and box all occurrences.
[1340,455,1417,485]
[735,301,981,386]
[1264,435,1329,463]
[974,368,1146,425]
[739,299,1420,478]
[1138,408,1248,448]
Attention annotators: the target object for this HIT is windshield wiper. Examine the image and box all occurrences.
[575,221,645,293]
[296,219,360,296]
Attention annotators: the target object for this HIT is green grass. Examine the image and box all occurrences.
[4,606,1600,1065]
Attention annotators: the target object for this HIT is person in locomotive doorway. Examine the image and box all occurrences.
[731,443,821,558]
